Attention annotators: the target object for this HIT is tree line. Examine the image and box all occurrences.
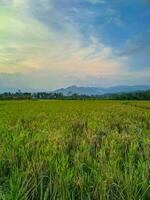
[0,90,150,100]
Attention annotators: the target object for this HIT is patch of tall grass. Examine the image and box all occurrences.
[0,100,149,199]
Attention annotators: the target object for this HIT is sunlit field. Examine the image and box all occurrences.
[0,100,150,200]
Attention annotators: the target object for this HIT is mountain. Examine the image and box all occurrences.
[53,85,150,96]
[1,85,150,96]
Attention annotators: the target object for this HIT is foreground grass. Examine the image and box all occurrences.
[0,100,150,200]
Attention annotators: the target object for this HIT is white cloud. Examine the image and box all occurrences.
[0,0,129,88]
[0,0,149,89]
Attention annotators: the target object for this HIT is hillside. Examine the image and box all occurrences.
[53,85,150,96]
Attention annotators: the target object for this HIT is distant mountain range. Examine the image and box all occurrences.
[53,85,150,96]
[0,85,150,96]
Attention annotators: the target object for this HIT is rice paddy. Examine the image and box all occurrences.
[0,100,150,200]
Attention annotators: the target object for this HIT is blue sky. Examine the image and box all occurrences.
[0,0,150,90]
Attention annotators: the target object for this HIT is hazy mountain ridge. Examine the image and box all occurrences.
[1,85,150,96]
[53,85,150,96]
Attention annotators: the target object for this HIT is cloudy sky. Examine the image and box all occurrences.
[0,0,150,90]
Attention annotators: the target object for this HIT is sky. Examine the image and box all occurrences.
[0,0,150,90]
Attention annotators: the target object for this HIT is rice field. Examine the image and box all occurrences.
[0,100,150,200]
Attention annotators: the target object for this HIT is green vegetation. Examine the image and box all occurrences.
[0,90,150,100]
[0,100,150,200]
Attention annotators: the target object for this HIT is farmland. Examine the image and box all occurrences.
[0,100,150,200]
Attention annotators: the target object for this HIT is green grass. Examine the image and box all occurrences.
[0,100,150,200]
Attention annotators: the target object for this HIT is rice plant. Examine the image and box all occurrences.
[0,100,149,200]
